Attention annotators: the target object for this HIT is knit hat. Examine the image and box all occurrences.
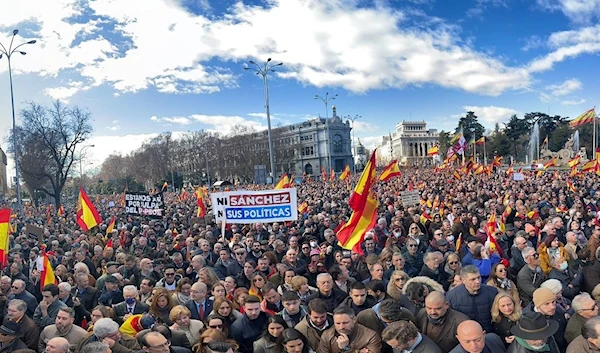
[525,224,536,233]
[533,288,555,308]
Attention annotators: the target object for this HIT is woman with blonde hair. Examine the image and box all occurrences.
[170,305,204,344]
[172,278,192,305]
[199,267,220,292]
[149,287,177,325]
[290,275,315,305]
[491,291,522,347]
[486,262,519,304]
[386,270,408,300]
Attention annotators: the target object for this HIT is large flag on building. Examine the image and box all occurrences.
[0,210,9,269]
[379,160,401,181]
[40,249,58,289]
[336,150,378,253]
[570,108,595,127]
[77,187,102,231]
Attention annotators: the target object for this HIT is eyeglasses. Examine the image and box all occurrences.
[581,304,599,311]
[302,247,309,250]
[209,324,224,329]
[529,253,539,259]
[448,261,458,265]
[254,278,264,282]
[434,233,443,236]
[165,273,175,276]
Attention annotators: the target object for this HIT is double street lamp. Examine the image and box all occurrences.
[245,58,283,184]
[314,93,337,172]
[345,114,361,171]
[0,30,36,217]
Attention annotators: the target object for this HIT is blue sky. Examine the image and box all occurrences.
[0,0,599,172]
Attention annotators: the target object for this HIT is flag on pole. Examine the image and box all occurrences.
[427,145,439,156]
[336,150,378,253]
[76,187,102,231]
[468,135,476,146]
[330,169,335,181]
[321,167,327,180]
[298,201,309,215]
[40,249,58,289]
[274,174,290,189]
[379,160,401,181]
[339,165,351,181]
[570,108,595,127]
[450,128,463,145]
[106,216,116,236]
[161,181,168,191]
[475,137,485,145]
[195,187,207,217]
[57,205,65,216]
[0,210,9,269]
[568,156,581,168]
[543,157,557,169]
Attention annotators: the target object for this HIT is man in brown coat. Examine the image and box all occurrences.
[567,316,600,353]
[356,299,414,353]
[6,299,39,350]
[317,306,381,353]
[295,299,334,351]
[416,291,469,353]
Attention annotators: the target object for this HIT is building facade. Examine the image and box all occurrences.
[376,121,439,165]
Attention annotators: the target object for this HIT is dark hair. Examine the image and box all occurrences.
[276,328,310,353]
[333,305,355,318]
[281,291,300,302]
[206,341,233,353]
[404,281,427,303]
[350,282,366,291]
[42,284,59,296]
[151,324,172,340]
[163,265,176,272]
[261,282,277,296]
[378,300,408,322]
[244,295,261,305]
[366,280,385,293]
[262,315,288,339]
[307,298,327,314]
[141,277,157,287]
[329,265,343,281]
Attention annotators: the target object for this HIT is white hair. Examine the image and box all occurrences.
[58,282,72,292]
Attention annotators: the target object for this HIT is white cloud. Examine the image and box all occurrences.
[537,0,600,24]
[44,81,88,102]
[106,120,121,131]
[0,0,534,99]
[86,133,160,168]
[548,78,582,96]
[190,114,267,134]
[353,121,377,131]
[150,116,194,125]
[462,105,520,126]
[562,98,586,105]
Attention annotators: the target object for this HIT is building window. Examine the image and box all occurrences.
[302,146,314,156]
[333,134,343,153]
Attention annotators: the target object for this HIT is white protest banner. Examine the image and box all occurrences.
[125,192,165,218]
[400,190,421,206]
[513,172,524,181]
[211,188,298,224]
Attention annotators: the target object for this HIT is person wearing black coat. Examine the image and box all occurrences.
[230,299,269,353]
[522,288,568,352]
[306,274,348,313]
[549,260,582,300]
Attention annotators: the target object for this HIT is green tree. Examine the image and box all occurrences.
[504,114,530,162]
[488,123,511,160]
[458,111,485,142]
[438,131,450,156]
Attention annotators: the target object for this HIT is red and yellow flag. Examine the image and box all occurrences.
[106,216,116,236]
[195,187,207,218]
[337,150,378,253]
[321,167,327,180]
[0,210,9,269]
[274,174,291,189]
[339,165,351,181]
[57,205,65,216]
[161,181,168,191]
[492,156,503,167]
[330,169,335,181]
[543,157,557,169]
[76,187,102,232]
[427,145,439,156]
[582,159,597,172]
[379,160,401,181]
[568,156,581,168]
[567,180,578,193]
[298,201,309,215]
[474,137,485,145]
[570,108,595,127]
[40,249,58,289]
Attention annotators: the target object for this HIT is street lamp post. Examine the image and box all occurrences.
[245,58,282,184]
[79,145,95,189]
[345,114,361,171]
[314,93,338,172]
[0,30,36,217]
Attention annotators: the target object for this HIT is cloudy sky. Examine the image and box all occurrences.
[0,0,598,173]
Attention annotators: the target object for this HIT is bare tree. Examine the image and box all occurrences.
[17,101,93,207]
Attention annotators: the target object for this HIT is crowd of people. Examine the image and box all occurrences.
[2,166,600,353]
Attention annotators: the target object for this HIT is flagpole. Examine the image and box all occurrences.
[483,139,487,165]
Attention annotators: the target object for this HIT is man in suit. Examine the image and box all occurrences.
[114,285,150,325]
[185,282,213,321]
[382,320,442,353]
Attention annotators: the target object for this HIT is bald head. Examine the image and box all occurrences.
[46,337,70,353]
[456,321,486,353]
[425,291,449,320]
[425,290,446,305]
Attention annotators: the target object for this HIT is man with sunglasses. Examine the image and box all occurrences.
[517,247,546,307]
[227,248,246,276]
[565,293,599,344]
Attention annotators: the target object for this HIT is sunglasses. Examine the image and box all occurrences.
[497,268,507,272]
[529,253,539,259]
[11,286,19,289]
[448,261,458,265]
[236,252,245,256]
[408,244,417,248]
[165,273,175,276]
[209,324,224,329]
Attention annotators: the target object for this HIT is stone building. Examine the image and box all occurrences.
[376,121,439,165]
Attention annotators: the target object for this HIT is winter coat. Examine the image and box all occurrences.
[295,314,334,351]
[538,242,569,274]
[446,283,498,333]
[517,266,546,307]
[416,307,469,353]
[449,333,506,353]
[549,267,582,299]
[316,324,381,353]
[506,336,560,353]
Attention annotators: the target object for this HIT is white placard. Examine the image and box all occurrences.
[211,188,298,224]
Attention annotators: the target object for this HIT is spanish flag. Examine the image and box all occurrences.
[274,174,291,189]
[567,180,578,193]
[321,167,327,181]
[40,249,57,289]
[582,159,597,172]
[339,165,351,181]
[298,201,309,215]
[506,166,514,175]
[543,157,557,169]
[336,150,378,253]
[570,108,595,127]
[106,216,116,236]
[379,160,401,181]
[57,205,65,216]
[453,171,461,180]
[330,169,336,181]
[0,210,9,269]
[492,156,503,167]
[475,137,485,145]
[77,187,102,232]
[568,156,581,168]
[427,145,439,156]
[195,187,207,217]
